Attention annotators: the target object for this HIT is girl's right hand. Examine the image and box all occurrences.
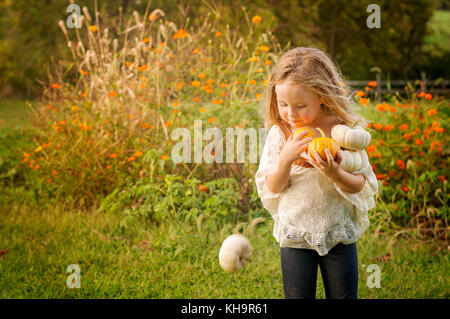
[280,130,314,165]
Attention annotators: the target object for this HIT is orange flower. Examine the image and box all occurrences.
[249,57,258,63]
[197,184,209,192]
[142,123,150,129]
[367,144,377,153]
[88,25,98,32]
[173,29,189,39]
[372,153,382,158]
[368,81,377,87]
[431,126,444,133]
[211,99,223,104]
[258,45,270,52]
[51,83,62,89]
[193,97,200,102]
[264,60,272,66]
[142,37,150,43]
[108,91,118,97]
[358,98,369,106]
[110,153,118,158]
[148,13,158,21]
[424,93,432,100]
[403,133,411,140]
[384,124,394,131]
[399,124,408,131]
[192,48,200,54]
[208,117,216,123]
[191,81,201,87]
[373,123,383,130]
[133,151,143,157]
[396,159,405,169]
[356,91,365,97]
[127,156,136,162]
[415,139,423,145]
[161,155,169,160]
[252,16,262,24]
[215,32,222,37]
[248,79,257,85]
[402,186,409,192]
[165,120,173,127]
[105,165,111,170]
[199,108,206,113]
[427,108,437,116]
[138,65,148,72]
[417,92,425,98]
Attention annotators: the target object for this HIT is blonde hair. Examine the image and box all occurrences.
[260,47,367,131]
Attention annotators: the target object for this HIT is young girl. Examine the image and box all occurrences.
[255,47,378,299]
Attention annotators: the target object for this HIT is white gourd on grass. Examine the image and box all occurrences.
[219,234,252,273]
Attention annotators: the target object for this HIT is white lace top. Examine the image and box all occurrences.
[255,124,378,256]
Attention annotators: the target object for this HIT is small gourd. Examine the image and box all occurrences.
[219,234,252,273]
[339,150,364,172]
[331,120,371,151]
[308,127,341,161]
[293,127,315,140]
[287,127,316,166]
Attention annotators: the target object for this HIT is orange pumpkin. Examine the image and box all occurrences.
[288,127,316,166]
[308,127,340,161]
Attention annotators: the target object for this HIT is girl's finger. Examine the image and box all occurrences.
[325,149,333,165]
[293,129,309,141]
[314,151,323,166]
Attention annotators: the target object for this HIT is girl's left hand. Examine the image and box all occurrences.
[307,149,342,177]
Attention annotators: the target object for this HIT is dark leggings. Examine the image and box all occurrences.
[280,242,358,299]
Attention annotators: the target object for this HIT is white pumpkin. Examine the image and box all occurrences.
[339,150,364,172]
[219,234,252,273]
[331,122,371,151]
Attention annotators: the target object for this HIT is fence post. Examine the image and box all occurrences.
[376,73,381,102]
[421,71,427,91]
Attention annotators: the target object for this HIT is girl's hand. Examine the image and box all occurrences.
[307,149,343,177]
[279,130,314,166]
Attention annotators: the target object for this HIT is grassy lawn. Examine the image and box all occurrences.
[0,100,448,299]
[0,99,36,134]
[0,191,448,299]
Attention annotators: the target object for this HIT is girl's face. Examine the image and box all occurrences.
[275,80,326,130]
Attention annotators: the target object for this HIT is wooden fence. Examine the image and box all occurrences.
[347,72,450,101]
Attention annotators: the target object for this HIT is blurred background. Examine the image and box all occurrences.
[0,0,449,99]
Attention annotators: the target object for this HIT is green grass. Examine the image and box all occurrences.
[423,10,450,54]
[0,99,36,134]
[0,191,448,299]
[0,99,448,299]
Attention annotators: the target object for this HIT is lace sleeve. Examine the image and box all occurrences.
[333,150,379,231]
[254,125,286,218]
